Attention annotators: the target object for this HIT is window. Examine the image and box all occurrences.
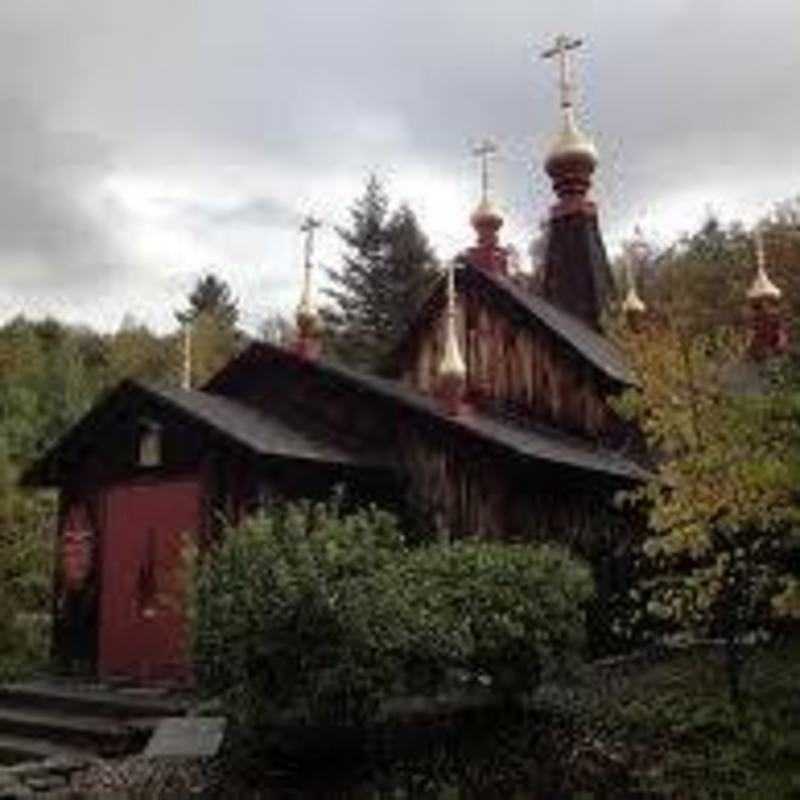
[138,420,162,467]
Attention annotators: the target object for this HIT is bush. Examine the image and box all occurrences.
[190,500,594,727]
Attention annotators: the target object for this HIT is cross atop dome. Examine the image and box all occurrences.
[465,139,508,274]
[294,215,323,358]
[541,33,598,215]
[542,34,582,110]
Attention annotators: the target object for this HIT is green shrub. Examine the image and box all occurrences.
[190,500,594,727]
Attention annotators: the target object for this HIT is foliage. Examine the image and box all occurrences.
[579,638,800,799]
[617,200,800,338]
[177,272,240,328]
[322,175,437,374]
[190,500,593,728]
[174,272,242,385]
[611,315,800,704]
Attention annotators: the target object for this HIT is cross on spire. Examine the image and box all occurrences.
[300,215,322,270]
[297,215,322,321]
[472,138,498,204]
[542,34,583,109]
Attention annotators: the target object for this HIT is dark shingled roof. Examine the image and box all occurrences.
[143,383,391,467]
[207,342,650,484]
[22,378,391,486]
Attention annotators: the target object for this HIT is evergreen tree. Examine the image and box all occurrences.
[175,272,241,386]
[177,272,240,328]
[323,176,436,374]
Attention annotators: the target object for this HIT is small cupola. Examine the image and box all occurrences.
[746,226,789,360]
[622,226,648,328]
[542,35,598,217]
[464,139,508,275]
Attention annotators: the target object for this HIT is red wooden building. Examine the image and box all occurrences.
[22,52,658,683]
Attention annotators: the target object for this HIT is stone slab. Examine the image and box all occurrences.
[144,717,226,760]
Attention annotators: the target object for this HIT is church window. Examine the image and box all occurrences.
[137,420,162,467]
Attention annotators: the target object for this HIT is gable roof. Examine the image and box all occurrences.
[206,342,650,484]
[22,379,391,487]
[395,262,632,386]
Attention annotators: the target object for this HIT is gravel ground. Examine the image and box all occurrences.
[69,755,211,799]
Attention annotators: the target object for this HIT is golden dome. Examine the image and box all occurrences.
[622,284,646,314]
[470,197,503,228]
[747,229,782,301]
[747,266,782,301]
[439,262,466,380]
[544,106,598,171]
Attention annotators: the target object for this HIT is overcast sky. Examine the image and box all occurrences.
[0,0,797,334]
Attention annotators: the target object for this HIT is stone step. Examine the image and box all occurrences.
[0,708,137,756]
[0,733,95,766]
[0,682,190,720]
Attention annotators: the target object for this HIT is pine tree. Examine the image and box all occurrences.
[174,272,241,386]
[322,176,436,374]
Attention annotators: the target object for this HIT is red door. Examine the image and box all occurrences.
[99,477,201,683]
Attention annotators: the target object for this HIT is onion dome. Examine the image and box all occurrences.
[622,283,646,315]
[439,262,466,380]
[470,197,504,230]
[437,261,466,414]
[747,229,782,301]
[544,105,598,174]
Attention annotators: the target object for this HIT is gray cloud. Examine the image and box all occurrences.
[0,0,797,328]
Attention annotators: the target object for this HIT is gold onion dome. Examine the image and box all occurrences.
[439,262,466,380]
[747,268,782,301]
[470,196,503,228]
[747,229,781,301]
[545,106,598,172]
[622,283,646,314]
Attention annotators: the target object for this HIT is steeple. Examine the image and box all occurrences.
[621,226,648,330]
[464,138,509,274]
[293,215,323,359]
[436,260,467,415]
[539,35,616,330]
[746,226,789,360]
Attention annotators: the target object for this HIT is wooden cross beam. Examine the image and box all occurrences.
[542,34,583,109]
[472,138,498,203]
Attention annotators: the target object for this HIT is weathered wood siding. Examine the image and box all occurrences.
[399,423,619,546]
[402,285,613,438]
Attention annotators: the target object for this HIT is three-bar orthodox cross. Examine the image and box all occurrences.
[542,34,583,109]
[472,138,498,204]
[298,215,322,315]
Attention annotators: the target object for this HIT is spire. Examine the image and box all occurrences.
[541,34,598,217]
[181,319,192,389]
[747,227,782,301]
[622,225,647,323]
[293,215,323,359]
[538,35,616,330]
[436,261,467,415]
[465,138,508,274]
[746,226,788,360]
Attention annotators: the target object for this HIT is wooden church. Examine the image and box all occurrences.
[24,38,786,684]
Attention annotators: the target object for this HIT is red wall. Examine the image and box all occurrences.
[98,476,202,683]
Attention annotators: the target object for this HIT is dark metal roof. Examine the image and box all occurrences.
[310,352,648,482]
[143,383,390,468]
[21,378,391,486]
[207,342,650,484]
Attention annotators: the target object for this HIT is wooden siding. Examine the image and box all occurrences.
[399,423,619,546]
[402,284,614,438]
